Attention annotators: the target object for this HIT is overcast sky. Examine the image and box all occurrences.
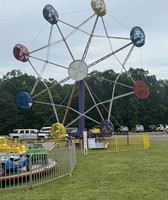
[0,0,167,82]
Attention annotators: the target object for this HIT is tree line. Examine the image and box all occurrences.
[0,68,168,135]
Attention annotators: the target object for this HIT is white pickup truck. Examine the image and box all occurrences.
[9,129,50,140]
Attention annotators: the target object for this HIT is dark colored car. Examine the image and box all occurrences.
[68,129,95,139]
[148,125,156,132]
[68,129,80,138]
[117,126,129,134]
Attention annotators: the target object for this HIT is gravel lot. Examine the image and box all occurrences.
[149,133,168,141]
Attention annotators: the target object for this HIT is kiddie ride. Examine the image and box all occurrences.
[0,123,65,180]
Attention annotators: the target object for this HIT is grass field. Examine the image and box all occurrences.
[1,141,168,200]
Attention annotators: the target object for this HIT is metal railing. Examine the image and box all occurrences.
[0,134,149,190]
[74,134,150,154]
[0,143,76,190]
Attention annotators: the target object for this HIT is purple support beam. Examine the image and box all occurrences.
[78,80,85,137]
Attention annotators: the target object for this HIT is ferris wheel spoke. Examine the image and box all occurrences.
[29,25,54,55]
[29,57,57,102]
[32,100,79,121]
[88,73,133,89]
[56,23,75,61]
[29,34,69,54]
[82,15,99,61]
[36,101,100,128]
[112,44,135,89]
[91,91,134,108]
[112,91,134,100]
[121,44,135,83]
[29,15,97,54]
[29,39,65,54]
[35,88,133,128]
[43,15,97,49]
[111,48,136,108]
[66,89,133,122]
[109,44,135,99]
[42,81,59,122]
[75,98,107,123]
[101,17,113,51]
[93,34,130,40]
[37,26,53,77]
[66,111,100,128]
[65,101,103,127]
[32,76,70,99]
[102,17,133,80]
[123,45,134,67]
[62,83,77,125]
[108,57,134,121]
[29,55,68,70]
[30,25,65,96]
[43,24,53,65]
[47,25,54,44]
[88,42,132,68]
[31,80,59,122]
[102,16,124,68]
[102,16,124,71]
[29,45,50,54]
[84,80,104,121]
[28,60,44,95]
[59,13,96,37]
[89,88,122,126]
[108,82,116,121]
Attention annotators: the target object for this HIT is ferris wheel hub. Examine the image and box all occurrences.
[68,60,88,81]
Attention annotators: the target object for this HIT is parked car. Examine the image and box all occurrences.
[117,126,129,134]
[66,127,77,134]
[156,124,164,132]
[164,125,168,133]
[39,126,51,139]
[39,127,51,134]
[68,129,94,139]
[148,125,156,132]
[9,129,50,140]
[68,129,80,139]
[132,125,144,133]
[0,153,29,176]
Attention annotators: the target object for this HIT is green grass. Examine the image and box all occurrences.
[1,141,168,200]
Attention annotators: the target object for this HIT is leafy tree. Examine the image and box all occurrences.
[0,68,168,135]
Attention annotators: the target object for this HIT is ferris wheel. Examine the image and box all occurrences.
[13,0,149,139]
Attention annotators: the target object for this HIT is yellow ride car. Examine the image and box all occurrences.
[90,127,100,134]
[0,137,26,154]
